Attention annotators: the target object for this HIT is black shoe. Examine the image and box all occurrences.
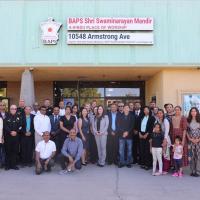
[132,161,137,165]
[97,163,104,167]
[118,163,124,168]
[5,167,10,171]
[20,164,26,168]
[126,164,132,168]
[140,165,145,169]
[190,173,195,177]
[194,173,199,177]
[12,166,19,170]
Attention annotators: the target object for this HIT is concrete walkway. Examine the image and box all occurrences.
[0,164,199,200]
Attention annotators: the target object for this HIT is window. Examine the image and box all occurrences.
[79,88,104,97]
[0,81,7,97]
[105,88,140,97]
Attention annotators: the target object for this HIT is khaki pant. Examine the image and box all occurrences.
[35,132,43,146]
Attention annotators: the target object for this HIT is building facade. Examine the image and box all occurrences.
[0,0,200,113]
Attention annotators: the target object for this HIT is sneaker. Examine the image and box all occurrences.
[162,171,168,175]
[152,172,156,176]
[172,172,178,177]
[67,168,72,172]
[59,170,68,175]
[178,172,183,178]
[155,172,162,176]
[126,164,132,168]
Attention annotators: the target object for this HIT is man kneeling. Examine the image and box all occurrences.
[35,131,56,175]
[60,129,83,173]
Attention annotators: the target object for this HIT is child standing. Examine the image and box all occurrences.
[172,136,183,177]
[150,123,164,176]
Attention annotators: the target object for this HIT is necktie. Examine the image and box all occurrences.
[55,116,58,123]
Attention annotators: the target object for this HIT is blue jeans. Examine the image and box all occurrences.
[119,138,133,165]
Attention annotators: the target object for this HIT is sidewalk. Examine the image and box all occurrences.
[0,164,199,200]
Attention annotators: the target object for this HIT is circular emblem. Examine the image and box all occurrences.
[48,27,53,32]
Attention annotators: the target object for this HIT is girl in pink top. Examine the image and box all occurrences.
[172,136,183,177]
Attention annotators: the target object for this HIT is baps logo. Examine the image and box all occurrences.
[40,17,62,45]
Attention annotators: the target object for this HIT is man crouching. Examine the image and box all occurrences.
[60,129,83,173]
[35,131,56,175]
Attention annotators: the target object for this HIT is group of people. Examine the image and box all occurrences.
[0,99,200,177]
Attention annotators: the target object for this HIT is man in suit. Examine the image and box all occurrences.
[21,106,35,167]
[106,103,119,165]
[49,107,60,153]
[132,102,142,164]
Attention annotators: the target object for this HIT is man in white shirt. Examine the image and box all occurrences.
[35,131,56,175]
[59,101,65,116]
[34,106,51,145]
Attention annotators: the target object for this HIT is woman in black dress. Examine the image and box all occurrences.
[78,108,90,165]
[59,106,76,152]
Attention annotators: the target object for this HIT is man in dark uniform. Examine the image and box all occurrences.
[17,99,25,118]
[3,105,22,170]
[44,99,53,116]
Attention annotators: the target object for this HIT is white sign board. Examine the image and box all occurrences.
[67,17,153,31]
[40,17,62,45]
[67,32,153,45]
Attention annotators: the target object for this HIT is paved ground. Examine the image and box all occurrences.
[0,164,199,200]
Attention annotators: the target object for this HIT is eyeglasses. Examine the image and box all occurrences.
[10,108,17,110]
[118,105,124,107]
[41,109,46,111]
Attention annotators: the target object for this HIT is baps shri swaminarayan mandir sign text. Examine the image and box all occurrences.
[66,17,154,45]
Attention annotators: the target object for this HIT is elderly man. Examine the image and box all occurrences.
[3,105,22,170]
[0,101,8,119]
[35,131,56,175]
[60,129,83,173]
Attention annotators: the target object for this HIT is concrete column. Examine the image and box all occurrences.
[20,69,35,106]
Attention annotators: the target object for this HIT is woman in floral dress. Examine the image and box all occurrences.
[171,106,188,166]
[187,107,200,177]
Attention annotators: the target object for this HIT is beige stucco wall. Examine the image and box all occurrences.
[7,81,53,106]
[146,69,200,108]
[162,69,200,107]
[145,71,164,108]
